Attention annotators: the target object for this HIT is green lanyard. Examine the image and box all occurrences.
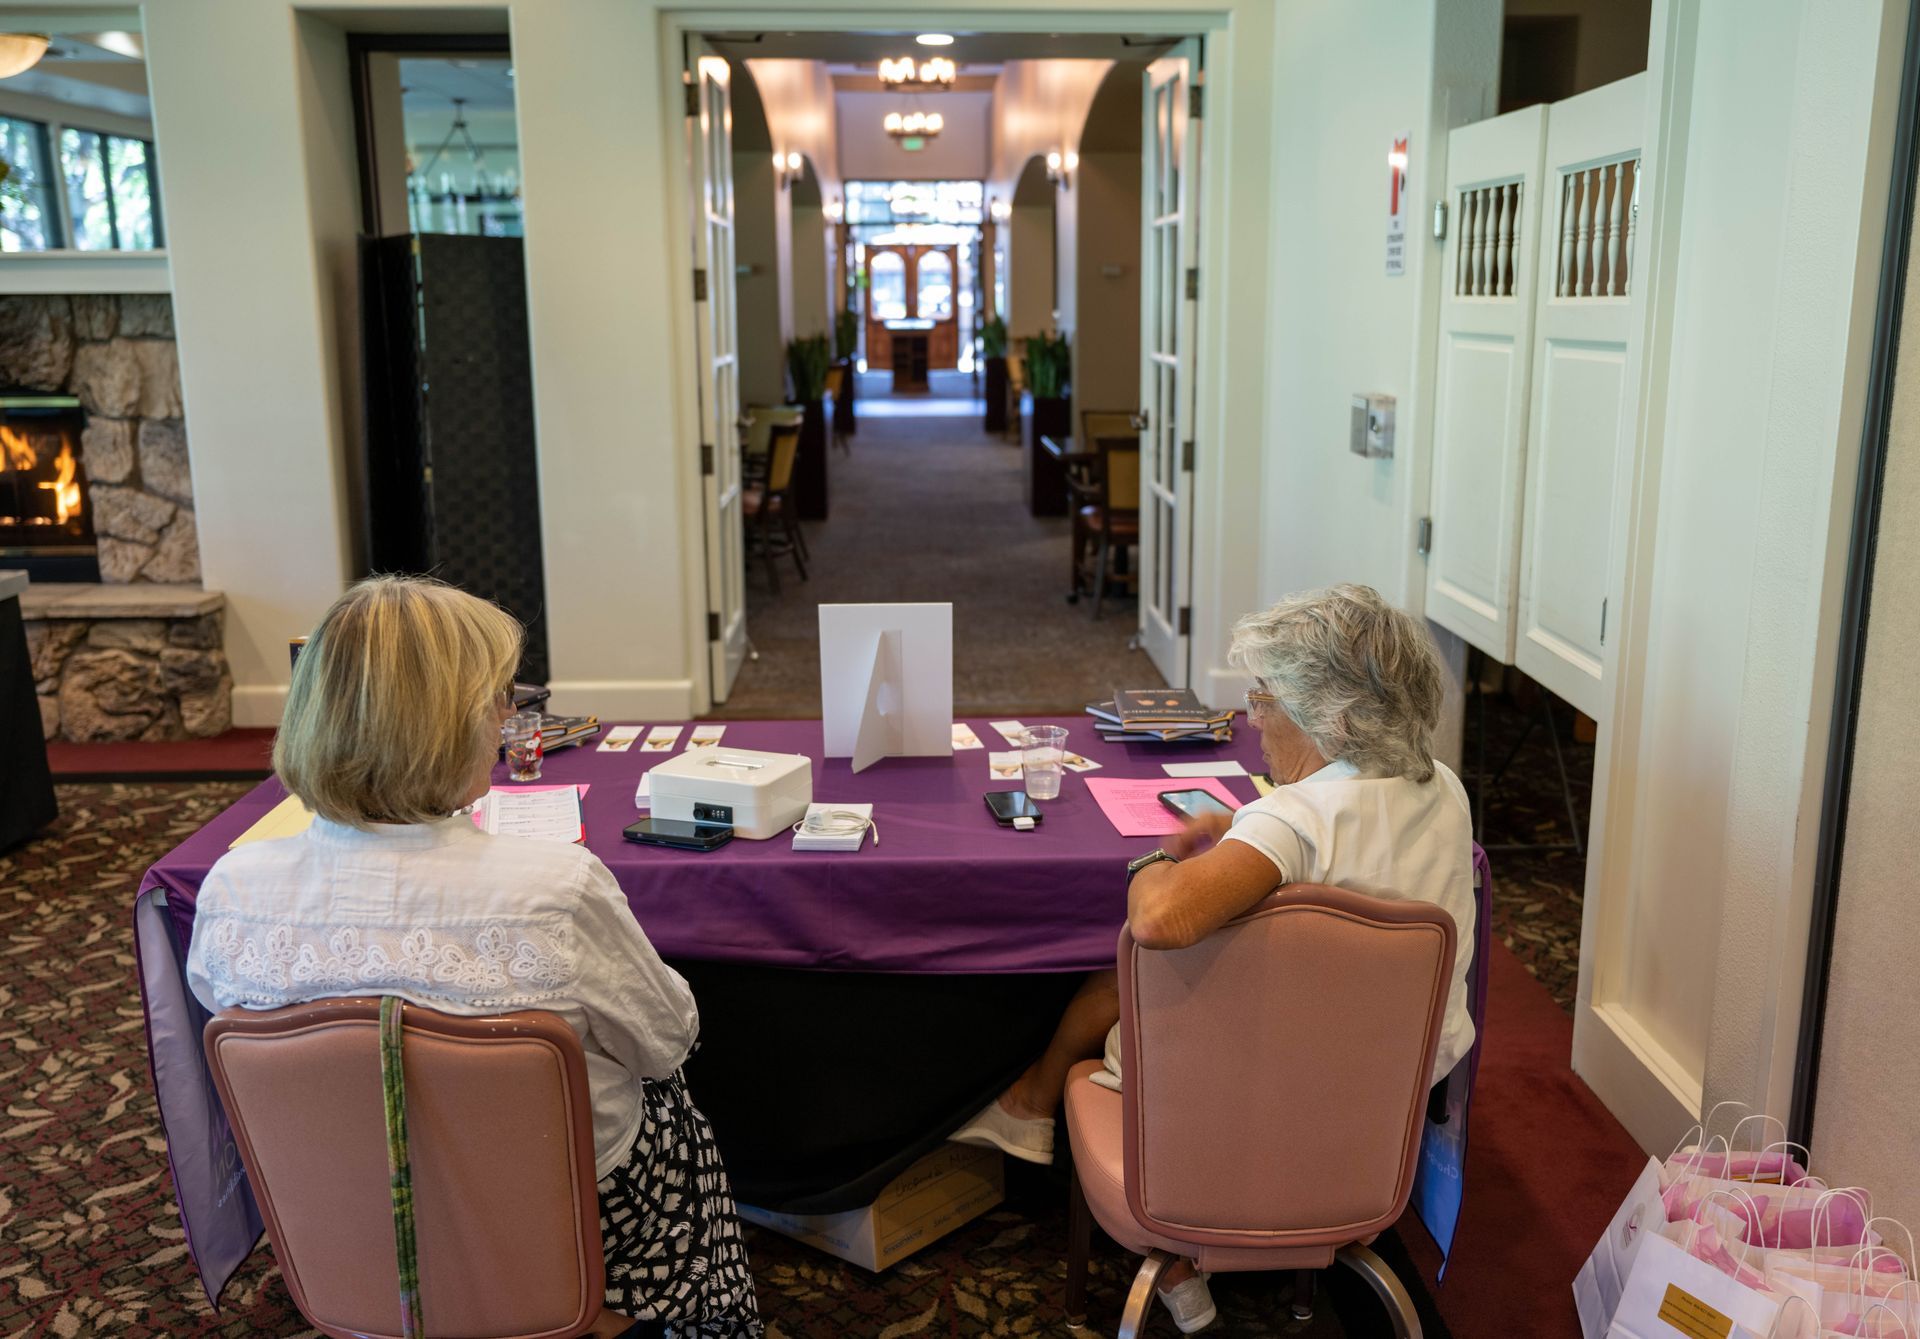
[380,997,423,1339]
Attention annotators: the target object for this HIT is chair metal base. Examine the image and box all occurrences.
[1117,1250,1175,1339]
[1336,1242,1423,1339]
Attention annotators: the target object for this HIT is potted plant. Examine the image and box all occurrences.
[1023,331,1074,516]
[980,316,1010,433]
[832,308,859,439]
[786,334,833,520]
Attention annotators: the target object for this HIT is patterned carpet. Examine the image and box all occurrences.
[0,782,1449,1338]
[1462,682,1595,1012]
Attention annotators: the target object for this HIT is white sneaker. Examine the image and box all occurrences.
[1158,1271,1216,1334]
[948,1098,1055,1165]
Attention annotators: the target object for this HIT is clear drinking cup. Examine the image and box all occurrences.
[1022,725,1068,801]
[502,711,544,782]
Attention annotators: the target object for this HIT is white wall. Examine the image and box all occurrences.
[790,203,829,339]
[987,60,1111,198]
[142,3,360,723]
[1258,0,1499,610]
[735,153,787,405]
[1813,188,1920,1234]
[836,90,989,182]
[745,58,840,203]
[1682,0,1906,1126]
[1007,203,1054,338]
[1073,150,1138,412]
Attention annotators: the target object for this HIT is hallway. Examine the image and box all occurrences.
[710,400,1164,718]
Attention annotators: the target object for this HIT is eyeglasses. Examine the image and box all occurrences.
[1245,689,1278,718]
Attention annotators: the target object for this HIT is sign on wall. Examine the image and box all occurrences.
[1387,132,1410,277]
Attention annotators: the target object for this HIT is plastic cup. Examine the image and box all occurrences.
[502,711,544,782]
[1022,725,1068,801]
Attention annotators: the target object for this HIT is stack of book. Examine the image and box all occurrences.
[537,714,602,752]
[1087,688,1234,744]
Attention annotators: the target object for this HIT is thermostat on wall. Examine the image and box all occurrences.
[1350,392,1396,459]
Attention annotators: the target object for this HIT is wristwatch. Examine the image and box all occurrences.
[1127,848,1178,883]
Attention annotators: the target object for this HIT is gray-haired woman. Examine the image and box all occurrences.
[951,584,1475,1334]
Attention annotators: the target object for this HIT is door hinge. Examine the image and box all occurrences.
[1432,200,1448,241]
[706,611,721,641]
[1177,607,1192,637]
[1189,83,1204,119]
[692,268,708,302]
[684,80,700,118]
[1600,596,1609,647]
[700,443,715,476]
[1185,267,1199,300]
[1181,439,1195,472]
[1417,516,1433,557]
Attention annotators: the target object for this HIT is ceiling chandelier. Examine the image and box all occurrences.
[0,34,50,80]
[878,55,955,91]
[883,110,943,145]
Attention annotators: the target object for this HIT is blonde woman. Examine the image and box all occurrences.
[185,576,762,1339]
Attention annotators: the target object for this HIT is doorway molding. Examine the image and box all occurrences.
[656,2,1280,715]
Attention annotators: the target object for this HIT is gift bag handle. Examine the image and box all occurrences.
[1728,1113,1787,1155]
[1850,1244,1908,1311]
[1764,1294,1818,1339]
[1807,1186,1875,1257]
[1858,1299,1915,1338]
[1863,1217,1917,1276]
[1760,1140,1816,1187]
[1698,1186,1765,1272]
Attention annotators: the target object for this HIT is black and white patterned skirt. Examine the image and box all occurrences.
[596,1070,763,1337]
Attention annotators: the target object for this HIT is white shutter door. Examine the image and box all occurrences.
[1515,74,1648,718]
[687,40,747,702]
[1424,105,1548,662]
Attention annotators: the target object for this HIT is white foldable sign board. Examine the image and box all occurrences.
[819,604,953,772]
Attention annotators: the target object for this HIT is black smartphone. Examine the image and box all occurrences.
[623,818,734,851]
[1158,788,1233,822]
[984,789,1043,826]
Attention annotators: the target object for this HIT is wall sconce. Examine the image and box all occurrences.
[1046,150,1078,190]
[824,198,845,222]
[773,150,803,189]
[989,198,1012,222]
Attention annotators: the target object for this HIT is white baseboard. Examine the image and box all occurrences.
[233,678,700,728]
[1572,1001,1703,1155]
[231,683,288,728]
[545,678,697,721]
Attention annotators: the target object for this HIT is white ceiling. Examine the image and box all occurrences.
[2,31,151,122]
[399,56,515,116]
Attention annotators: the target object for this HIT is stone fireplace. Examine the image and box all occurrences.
[0,294,232,741]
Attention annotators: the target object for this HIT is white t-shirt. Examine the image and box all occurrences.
[1222,758,1477,1084]
[185,814,699,1180]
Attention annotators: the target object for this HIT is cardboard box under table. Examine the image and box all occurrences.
[736,1143,1004,1271]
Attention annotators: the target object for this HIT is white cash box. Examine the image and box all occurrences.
[646,748,813,840]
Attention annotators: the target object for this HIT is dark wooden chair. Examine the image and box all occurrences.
[1069,411,1142,616]
[743,422,808,591]
[824,366,849,455]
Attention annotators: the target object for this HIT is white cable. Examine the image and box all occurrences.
[792,808,879,847]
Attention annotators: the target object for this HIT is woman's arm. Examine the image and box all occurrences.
[1126,837,1286,950]
[572,861,701,1078]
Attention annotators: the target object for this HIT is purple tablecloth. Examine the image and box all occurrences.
[140,717,1268,975]
[136,716,1264,1304]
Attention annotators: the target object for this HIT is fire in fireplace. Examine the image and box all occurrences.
[0,394,98,582]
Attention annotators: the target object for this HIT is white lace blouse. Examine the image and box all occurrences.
[184,812,699,1179]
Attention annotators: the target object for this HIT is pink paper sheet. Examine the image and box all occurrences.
[1083,776,1246,837]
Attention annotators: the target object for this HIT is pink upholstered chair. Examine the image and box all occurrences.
[205,997,607,1339]
[1063,885,1456,1338]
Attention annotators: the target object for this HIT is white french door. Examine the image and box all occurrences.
[1423,105,1549,661]
[1515,74,1647,719]
[1137,39,1202,683]
[687,38,747,702]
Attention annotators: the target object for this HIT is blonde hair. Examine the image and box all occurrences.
[274,575,523,827]
[1228,583,1445,782]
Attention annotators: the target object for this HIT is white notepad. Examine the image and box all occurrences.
[472,787,585,842]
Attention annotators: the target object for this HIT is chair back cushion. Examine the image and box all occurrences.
[205,998,602,1339]
[1103,445,1142,511]
[1118,885,1453,1252]
[767,423,803,492]
[743,404,803,457]
[1081,409,1138,446]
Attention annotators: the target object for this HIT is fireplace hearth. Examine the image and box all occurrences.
[0,394,98,583]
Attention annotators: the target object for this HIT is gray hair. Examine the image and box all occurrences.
[1228,584,1445,782]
